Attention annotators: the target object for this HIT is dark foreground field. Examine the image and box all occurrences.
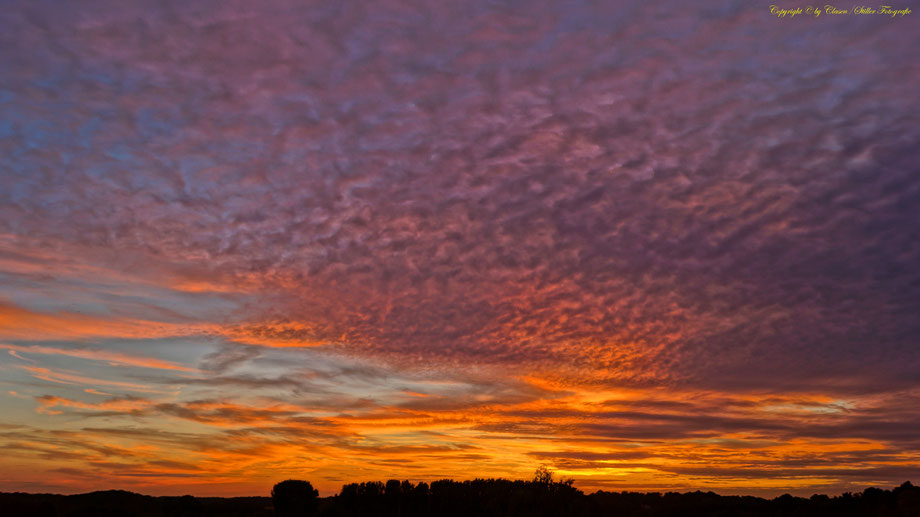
[2,479,918,517]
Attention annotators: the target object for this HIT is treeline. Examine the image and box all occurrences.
[332,477,585,517]
[316,479,920,517]
[588,483,920,517]
[0,490,273,517]
[2,479,919,517]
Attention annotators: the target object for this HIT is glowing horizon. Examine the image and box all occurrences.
[2,0,919,498]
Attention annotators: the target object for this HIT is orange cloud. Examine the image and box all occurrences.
[0,302,218,341]
[17,365,173,394]
[35,395,154,415]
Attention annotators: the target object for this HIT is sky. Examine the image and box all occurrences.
[1,0,919,498]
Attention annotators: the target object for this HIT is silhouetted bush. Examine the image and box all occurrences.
[271,480,319,517]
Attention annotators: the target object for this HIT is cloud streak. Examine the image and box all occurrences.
[2,343,197,372]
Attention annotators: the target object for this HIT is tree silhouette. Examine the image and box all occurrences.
[271,479,319,517]
[533,465,555,485]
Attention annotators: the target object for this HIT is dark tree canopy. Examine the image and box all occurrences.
[271,480,319,517]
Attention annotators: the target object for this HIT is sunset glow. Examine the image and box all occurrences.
[2,0,918,498]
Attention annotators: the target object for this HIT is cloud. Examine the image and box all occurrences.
[198,343,261,373]
[1,0,918,496]
[2,343,197,372]
[17,365,173,394]
[35,394,152,415]
[0,301,220,342]
[4,0,918,390]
